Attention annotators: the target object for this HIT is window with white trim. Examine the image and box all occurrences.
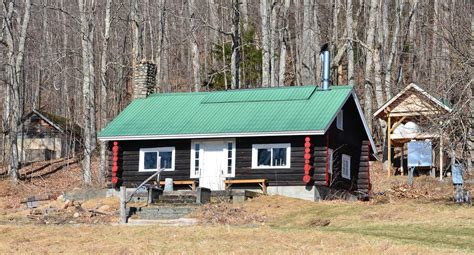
[139,147,175,172]
[224,140,236,177]
[252,143,291,169]
[328,149,334,174]
[190,142,202,178]
[337,110,344,130]
[341,154,351,179]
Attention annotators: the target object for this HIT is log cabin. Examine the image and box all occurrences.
[99,50,377,201]
[99,84,376,200]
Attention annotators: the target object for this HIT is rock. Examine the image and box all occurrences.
[31,209,43,215]
[73,212,80,218]
[56,195,65,202]
[97,205,111,213]
[434,187,442,192]
[61,200,73,210]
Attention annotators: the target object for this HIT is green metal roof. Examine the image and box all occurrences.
[98,86,354,139]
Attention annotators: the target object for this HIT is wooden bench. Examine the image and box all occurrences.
[159,180,198,191]
[224,179,268,194]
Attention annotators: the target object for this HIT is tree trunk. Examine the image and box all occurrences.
[364,0,378,132]
[99,0,112,185]
[230,0,241,89]
[241,0,249,31]
[429,0,439,85]
[278,0,291,87]
[2,0,31,184]
[384,0,404,99]
[269,0,279,87]
[373,2,384,108]
[469,8,474,172]
[78,0,95,186]
[300,0,314,85]
[345,0,355,86]
[189,0,200,91]
[131,0,143,66]
[260,0,271,87]
[313,1,322,86]
[155,0,168,92]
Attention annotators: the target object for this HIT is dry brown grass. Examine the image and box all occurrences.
[1,161,474,254]
[0,224,464,254]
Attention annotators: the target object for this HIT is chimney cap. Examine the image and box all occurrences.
[320,43,329,54]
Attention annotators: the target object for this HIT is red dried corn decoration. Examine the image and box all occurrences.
[303,136,312,183]
[112,141,119,187]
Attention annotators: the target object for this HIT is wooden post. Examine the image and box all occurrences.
[119,186,127,224]
[401,144,404,176]
[387,114,392,177]
[440,136,443,181]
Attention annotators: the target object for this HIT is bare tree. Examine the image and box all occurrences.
[230,0,241,89]
[2,0,32,184]
[260,0,271,87]
[345,0,355,86]
[277,0,291,87]
[78,0,96,186]
[189,0,200,91]
[98,0,112,185]
[300,0,315,85]
[384,0,405,99]
[363,0,379,131]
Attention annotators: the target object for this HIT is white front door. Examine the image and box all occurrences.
[200,142,226,190]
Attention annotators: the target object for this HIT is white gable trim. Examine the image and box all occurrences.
[321,90,377,157]
[32,109,64,133]
[373,83,452,117]
[350,90,378,157]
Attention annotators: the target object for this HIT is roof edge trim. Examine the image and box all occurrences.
[98,130,325,141]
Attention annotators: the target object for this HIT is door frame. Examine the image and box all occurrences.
[190,138,236,179]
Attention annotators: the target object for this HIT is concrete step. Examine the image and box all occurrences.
[131,206,197,220]
[126,218,198,226]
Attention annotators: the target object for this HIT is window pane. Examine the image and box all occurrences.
[195,144,200,158]
[195,159,199,174]
[227,143,233,157]
[272,148,287,166]
[227,159,232,174]
[257,149,271,166]
[144,152,157,169]
[159,151,172,169]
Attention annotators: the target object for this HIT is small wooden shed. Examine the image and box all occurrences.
[16,109,82,163]
[373,83,452,179]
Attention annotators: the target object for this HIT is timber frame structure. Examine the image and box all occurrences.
[374,83,452,179]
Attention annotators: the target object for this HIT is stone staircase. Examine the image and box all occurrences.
[129,189,210,220]
[132,205,197,220]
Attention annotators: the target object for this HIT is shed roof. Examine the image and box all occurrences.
[98,85,375,151]
[373,83,452,119]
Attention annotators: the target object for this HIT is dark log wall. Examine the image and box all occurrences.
[233,136,325,186]
[314,95,371,193]
[107,135,329,188]
[107,139,192,187]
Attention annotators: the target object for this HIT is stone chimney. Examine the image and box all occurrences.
[133,61,157,99]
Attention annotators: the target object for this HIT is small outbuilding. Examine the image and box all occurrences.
[374,83,452,179]
[14,109,81,163]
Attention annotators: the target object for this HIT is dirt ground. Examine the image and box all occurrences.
[0,159,473,254]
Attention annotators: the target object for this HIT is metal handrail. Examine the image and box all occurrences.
[126,168,165,204]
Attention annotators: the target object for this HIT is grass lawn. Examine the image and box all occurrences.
[0,196,473,254]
